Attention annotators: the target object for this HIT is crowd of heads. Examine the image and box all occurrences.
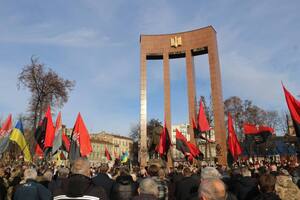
[0,158,300,200]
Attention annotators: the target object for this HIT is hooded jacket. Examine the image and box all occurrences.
[110,175,138,200]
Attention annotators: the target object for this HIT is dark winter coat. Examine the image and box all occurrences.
[52,174,108,200]
[92,173,114,197]
[175,176,200,200]
[111,175,138,200]
[230,176,259,200]
[253,192,281,200]
[13,179,51,200]
[132,194,158,200]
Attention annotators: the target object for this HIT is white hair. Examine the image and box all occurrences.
[139,178,159,197]
[201,167,222,179]
[199,178,226,200]
[24,168,37,181]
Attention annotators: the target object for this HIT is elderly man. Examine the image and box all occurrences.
[198,178,227,200]
[13,168,51,200]
[53,158,108,200]
[133,178,159,200]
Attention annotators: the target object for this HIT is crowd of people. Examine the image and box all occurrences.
[1,158,300,200]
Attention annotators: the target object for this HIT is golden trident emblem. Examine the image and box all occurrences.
[170,36,182,48]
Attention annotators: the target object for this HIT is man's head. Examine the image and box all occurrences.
[148,164,159,177]
[24,168,37,181]
[71,158,90,177]
[58,167,69,178]
[183,167,192,177]
[258,174,276,193]
[201,167,221,180]
[138,178,159,197]
[240,167,251,177]
[198,178,226,200]
[98,164,109,174]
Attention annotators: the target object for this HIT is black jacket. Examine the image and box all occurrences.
[111,175,138,200]
[175,176,200,200]
[230,176,259,200]
[92,173,114,197]
[53,174,108,200]
[132,194,158,200]
[253,192,281,200]
[0,178,7,200]
[13,179,51,200]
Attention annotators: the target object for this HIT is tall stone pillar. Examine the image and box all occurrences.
[140,51,148,167]
[208,33,227,165]
[185,50,196,145]
[163,52,173,167]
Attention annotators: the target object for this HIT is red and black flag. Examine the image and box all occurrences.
[43,106,55,150]
[283,84,300,137]
[193,117,214,142]
[243,123,274,143]
[175,129,191,156]
[187,141,203,160]
[155,121,172,160]
[69,113,92,161]
[228,112,242,161]
[105,146,112,161]
[34,117,47,151]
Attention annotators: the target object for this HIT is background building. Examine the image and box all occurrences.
[89,131,133,163]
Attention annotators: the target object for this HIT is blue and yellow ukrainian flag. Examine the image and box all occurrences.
[9,120,32,162]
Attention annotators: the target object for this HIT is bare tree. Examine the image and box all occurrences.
[18,56,75,129]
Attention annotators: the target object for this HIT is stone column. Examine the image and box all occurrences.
[185,49,197,145]
[208,33,227,166]
[140,51,148,167]
[163,52,173,167]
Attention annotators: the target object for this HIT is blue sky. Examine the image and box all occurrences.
[0,0,299,135]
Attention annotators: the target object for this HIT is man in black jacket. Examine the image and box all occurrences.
[53,158,108,200]
[92,163,114,197]
[13,168,51,200]
[175,167,199,200]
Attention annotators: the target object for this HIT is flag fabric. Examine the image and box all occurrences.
[52,112,62,154]
[243,123,274,143]
[0,114,13,154]
[43,106,55,149]
[187,141,203,160]
[193,117,214,142]
[227,113,242,161]
[105,147,112,161]
[9,120,32,162]
[0,114,12,136]
[283,84,300,137]
[198,100,211,132]
[175,129,190,156]
[35,144,44,158]
[121,151,129,163]
[34,118,47,150]
[62,132,70,152]
[69,113,92,161]
[155,121,172,159]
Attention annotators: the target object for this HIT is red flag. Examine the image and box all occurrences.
[155,121,171,158]
[105,146,112,161]
[198,100,211,132]
[71,113,92,157]
[0,114,12,136]
[228,112,242,161]
[243,123,259,135]
[187,141,203,159]
[283,84,300,137]
[44,106,55,148]
[35,144,44,158]
[62,132,70,152]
